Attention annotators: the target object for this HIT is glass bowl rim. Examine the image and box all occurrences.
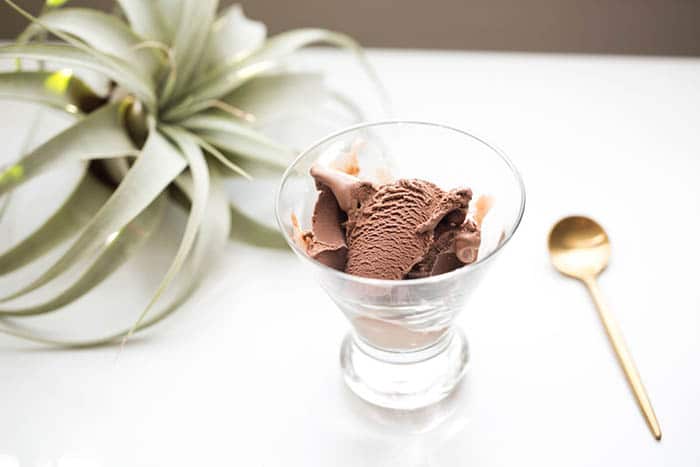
[274,120,526,286]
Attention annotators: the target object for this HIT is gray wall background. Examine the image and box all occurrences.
[2,0,700,56]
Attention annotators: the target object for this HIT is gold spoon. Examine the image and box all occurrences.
[548,216,662,441]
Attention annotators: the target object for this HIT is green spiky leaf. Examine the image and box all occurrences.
[169,0,218,95]
[203,4,266,70]
[0,169,108,276]
[223,72,324,124]
[123,125,209,342]
[181,113,293,167]
[19,8,161,77]
[0,70,105,113]
[0,103,135,195]
[0,167,230,347]
[0,192,166,316]
[0,130,185,302]
[0,43,156,109]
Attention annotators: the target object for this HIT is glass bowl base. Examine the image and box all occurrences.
[340,327,469,410]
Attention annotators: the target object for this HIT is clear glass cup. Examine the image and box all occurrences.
[275,121,526,409]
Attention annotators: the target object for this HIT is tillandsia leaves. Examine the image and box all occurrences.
[0,128,185,303]
[4,1,158,107]
[180,113,293,168]
[223,73,325,124]
[169,0,218,96]
[122,125,209,342]
[203,4,266,70]
[0,43,156,110]
[0,70,106,114]
[0,191,166,316]
[0,169,107,276]
[181,28,386,114]
[115,0,168,42]
[0,103,135,195]
[0,0,385,346]
[18,7,161,76]
[0,168,230,348]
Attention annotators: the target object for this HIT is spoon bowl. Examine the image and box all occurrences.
[548,216,610,280]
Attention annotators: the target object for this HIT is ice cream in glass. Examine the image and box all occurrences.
[276,121,525,409]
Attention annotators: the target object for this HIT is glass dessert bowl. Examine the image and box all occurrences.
[275,121,525,410]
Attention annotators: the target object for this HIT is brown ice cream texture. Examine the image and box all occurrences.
[300,165,483,280]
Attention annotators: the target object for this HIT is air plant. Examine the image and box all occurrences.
[0,0,381,347]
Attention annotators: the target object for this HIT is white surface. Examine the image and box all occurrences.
[2,49,700,466]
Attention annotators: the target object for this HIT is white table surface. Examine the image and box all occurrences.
[1,48,700,467]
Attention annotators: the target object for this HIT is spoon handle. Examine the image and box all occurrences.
[583,277,662,441]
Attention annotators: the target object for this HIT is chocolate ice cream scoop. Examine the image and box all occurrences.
[306,183,348,270]
[346,179,472,279]
[302,166,483,280]
[309,165,375,212]
[303,166,375,270]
